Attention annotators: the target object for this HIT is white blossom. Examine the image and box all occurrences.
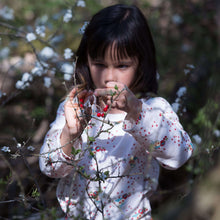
[213,129,220,137]
[64,73,72,81]
[64,48,74,59]
[205,148,210,154]
[172,14,183,25]
[176,86,187,98]
[0,90,6,99]
[37,15,48,24]
[156,72,160,80]
[26,33,37,42]
[15,72,33,90]
[36,25,46,37]
[184,69,190,75]
[192,134,202,144]
[181,43,192,52]
[186,64,195,69]
[17,143,22,148]
[171,102,180,113]
[1,146,11,153]
[40,47,55,60]
[182,107,187,112]
[171,86,188,113]
[63,9,72,23]
[50,68,56,76]
[44,77,51,88]
[184,64,195,75]
[79,21,89,35]
[0,47,10,59]
[22,72,33,82]
[61,63,74,74]
[15,80,29,90]
[0,6,14,20]
[31,66,44,76]
[15,80,24,89]
[77,0,86,7]
[175,97,180,103]
[27,146,35,151]
[19,193,25,201]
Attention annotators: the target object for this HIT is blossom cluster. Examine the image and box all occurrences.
[26,33,37,42]
[171,64,195,113]
[1,143,35,153]
[14,46,76,90]
[79,21,89,34]
[0,4,81,95]
[171,86,187,113]
[63,9,72,23]
[0,6,14,20]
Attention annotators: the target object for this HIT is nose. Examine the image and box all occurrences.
[104,67,117,85]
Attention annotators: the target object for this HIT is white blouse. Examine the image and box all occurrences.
[39,97,193,220]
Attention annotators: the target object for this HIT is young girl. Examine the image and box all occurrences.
[39,4,193,220]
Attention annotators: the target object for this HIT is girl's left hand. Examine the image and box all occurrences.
[94,82,142,121]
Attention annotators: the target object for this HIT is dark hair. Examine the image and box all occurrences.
[75,4,158,95]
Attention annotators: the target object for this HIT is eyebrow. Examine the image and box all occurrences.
[91,58,134,65]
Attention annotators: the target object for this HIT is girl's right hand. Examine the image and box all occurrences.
[62,88,93,140]
[61,88,93,156]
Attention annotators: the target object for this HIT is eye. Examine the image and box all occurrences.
[117,64,129,69]
[93,63,105,68]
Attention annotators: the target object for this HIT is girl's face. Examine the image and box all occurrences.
[88,47,138,90]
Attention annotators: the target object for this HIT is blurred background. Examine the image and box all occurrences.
[0,0,219,219]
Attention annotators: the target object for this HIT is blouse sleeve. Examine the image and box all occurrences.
[123,97,194,170]
[39,101,82,178]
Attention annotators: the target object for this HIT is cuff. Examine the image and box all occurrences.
[60,137,83,161]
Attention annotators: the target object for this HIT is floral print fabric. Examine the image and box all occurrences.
[39,97,193,219]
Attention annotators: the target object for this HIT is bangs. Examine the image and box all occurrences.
[87,32,138,61]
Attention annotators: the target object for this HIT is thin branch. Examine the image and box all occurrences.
[0,153,28,208]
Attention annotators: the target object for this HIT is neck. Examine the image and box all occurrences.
[108,108,125,114]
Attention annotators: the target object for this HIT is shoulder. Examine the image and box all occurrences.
[141,97,179,121]
[141,97,172,109]
[57,100,65,114]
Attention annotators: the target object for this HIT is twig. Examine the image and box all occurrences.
[21,151,47,208]
[0,153,28,208]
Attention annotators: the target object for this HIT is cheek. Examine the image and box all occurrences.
[125,71,136,87]
[90,68,102,87]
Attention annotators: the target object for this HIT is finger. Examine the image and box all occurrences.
[98,96,107,108]
[77,90,89,100]
[67,88,88,101]
[83,91,94,105]
[105,81,123,90]
[64,89,76,106]
[94,88,118,97]
[107,99,116,108]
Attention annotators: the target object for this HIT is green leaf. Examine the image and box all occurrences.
[110,90,117,96]
[114,85,118,90]
[88,136,95,142]
[104,171,110,177]
[31,188,40,198]
[72,147,82,156]
[79,166,84,171]
[90,151,95,157]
